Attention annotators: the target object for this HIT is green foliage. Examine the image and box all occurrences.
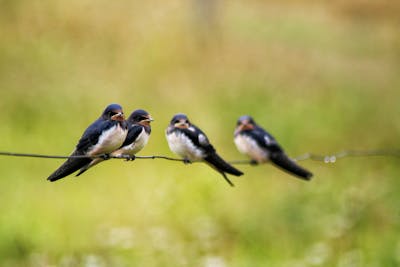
[0,1,399,266]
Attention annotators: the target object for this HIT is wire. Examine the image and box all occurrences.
[292,149,400,163]
[0,151,184,161]
[0,151,81,159]
[0,149,399,164]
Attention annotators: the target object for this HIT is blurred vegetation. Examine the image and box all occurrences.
[0,0,399,266]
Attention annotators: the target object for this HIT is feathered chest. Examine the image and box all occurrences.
[166,131,206,161]
[124,128,149,155]
[88,124,127,156]
[234,133,269,163]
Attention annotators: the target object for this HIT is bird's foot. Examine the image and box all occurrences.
[183,158,192,165]
[125,155,136,161]
[250,160,259,166]
[101,154,111,160]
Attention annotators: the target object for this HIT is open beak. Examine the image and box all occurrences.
[145,116,154,122]
[140,115,154,126]
[111,112,125,122]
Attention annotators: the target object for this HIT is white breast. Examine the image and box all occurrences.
[166,131,205,161]
[113,128,149,156]
[89,124,127,156]
[234,134,269,163]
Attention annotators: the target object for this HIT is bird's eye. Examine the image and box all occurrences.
[185,120,189,124]
[174,120,180,124]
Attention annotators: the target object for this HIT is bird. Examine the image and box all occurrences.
[234,115,313,181]
[111,109,153,160]
[47,104,128,182]
[166,113,243,186]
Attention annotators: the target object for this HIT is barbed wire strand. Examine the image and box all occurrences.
[0,149,399,164]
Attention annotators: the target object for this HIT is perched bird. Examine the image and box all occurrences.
[234,115,313,181]
[166,113,243,186]
[111,109,153,159]
[47,104,128,182]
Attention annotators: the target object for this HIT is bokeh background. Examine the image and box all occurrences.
[1,0,400,266]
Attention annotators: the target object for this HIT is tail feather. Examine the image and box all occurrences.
[75,158,104,177]
[204,153,244,177]
[219,171,235,187]
[270,152,313,180]
[47,151,91,182]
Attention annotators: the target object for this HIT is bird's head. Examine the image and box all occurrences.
[235,115,256,135]
[128,109,154,126]
[102,104,125,122]
[170,113,190,129]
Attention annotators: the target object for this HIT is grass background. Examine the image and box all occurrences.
[0,0,400,266]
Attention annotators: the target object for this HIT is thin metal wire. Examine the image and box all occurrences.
[292,149,400,163]
[0,149,399,164]
[229,149,400,165]
[132,155,189,162]
[0,151,85,159]
[0,151,185,161]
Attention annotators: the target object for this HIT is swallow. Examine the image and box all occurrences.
[234,115,312,180]
[111,109,153,159]
[47,104,128,182]
[166,113,243,186]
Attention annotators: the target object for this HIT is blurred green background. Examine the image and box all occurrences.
[1,0,400,266]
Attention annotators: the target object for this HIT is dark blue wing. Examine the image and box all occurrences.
[242,126,312,180]
[76,119,117,152]
[120,125,143,147]
[244,126,284,153]
[179,124,216,154]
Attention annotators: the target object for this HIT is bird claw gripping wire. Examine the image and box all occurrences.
[101,154,111,160]
[125,155,136,161]
[183,158,192,165]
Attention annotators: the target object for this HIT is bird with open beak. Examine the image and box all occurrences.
[47,104,128,181]
[111,109,153,160]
